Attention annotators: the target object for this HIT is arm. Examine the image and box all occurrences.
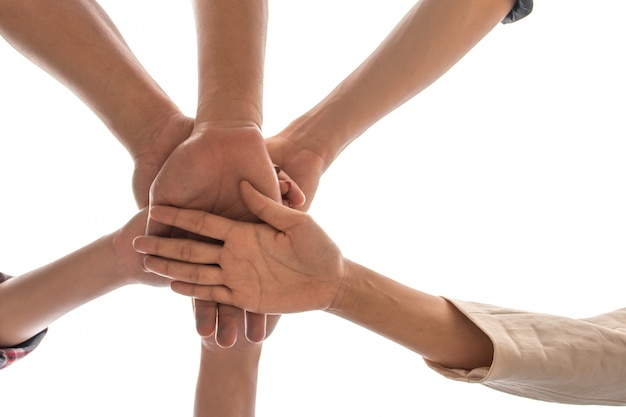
[193,325,262,417]
[0,210,159,348]
[148,0,277,215]
[266,0,518,209]
[191,0,266,128]
[147,0,280,345]
[193,313,280,417]
[135,182,493,369]
[134,183,626,405]
[0,0,193,207]
[427,301,626,405]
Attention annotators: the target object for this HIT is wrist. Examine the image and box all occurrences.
[106,93,186,159]
[192,119,262,134]
[200,336,263,358]
[122,110,192,160]
[107,231,137,288]
[280,103,355,171]
[195,339,261,417]
[324,259,359,314]
[195,99,263,131]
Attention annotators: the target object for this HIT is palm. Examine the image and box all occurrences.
[220,213,343,313]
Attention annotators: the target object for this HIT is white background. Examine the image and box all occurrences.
[1,1,625,416]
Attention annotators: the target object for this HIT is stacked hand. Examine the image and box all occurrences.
[146,124,305,346]
[134,181,346,314]
[265,130,327,213]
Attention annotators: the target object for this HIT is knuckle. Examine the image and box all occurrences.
[179,241,193,261]
[192,212,208,235]
[190,264,203,284]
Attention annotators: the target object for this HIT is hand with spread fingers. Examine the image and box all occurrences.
[135,181,345,314]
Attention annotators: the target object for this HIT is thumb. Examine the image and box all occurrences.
[240,180,301,231]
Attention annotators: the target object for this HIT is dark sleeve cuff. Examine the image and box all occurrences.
[0,329,47,370]
[502,0,533,24]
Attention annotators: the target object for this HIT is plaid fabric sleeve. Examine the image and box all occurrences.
[0,272,48,370]
[502,0,533,24]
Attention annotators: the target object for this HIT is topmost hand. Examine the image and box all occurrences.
[147,123,282,347]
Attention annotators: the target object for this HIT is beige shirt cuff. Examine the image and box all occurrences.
[425,299,626,405]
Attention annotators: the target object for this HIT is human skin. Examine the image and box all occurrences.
[134,182,495,371]
[0,0,194,208]
[193,319,262,417]
[0,0,517,411]
[147,0,281,348]
[0,209,159,348]
[265,0,517,211]
[0,1,286,413]
[0,208,273,415]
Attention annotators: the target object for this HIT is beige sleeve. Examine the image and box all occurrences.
[425,299,626,405]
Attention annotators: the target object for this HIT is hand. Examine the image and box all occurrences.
[265,130,327,212]
[135,181,346,314]
[147,124,283,346]
[275,163,306,209]
[149,124,281,223]
[189,165,303,346]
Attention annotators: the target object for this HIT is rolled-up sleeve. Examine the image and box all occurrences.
[426,300,626,405]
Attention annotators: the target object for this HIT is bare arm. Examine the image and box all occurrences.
[0,0,193,206]
[0,211,158,347]
[148,0,280,345]
[191,0,267,128]
[193,331,262,417]
[287,0,516,165]
[135,183,494,370]
[134,186,626,405]
[267,0,517,207]
[328,261,493,369]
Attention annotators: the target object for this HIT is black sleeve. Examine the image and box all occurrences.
[502,0,533,24]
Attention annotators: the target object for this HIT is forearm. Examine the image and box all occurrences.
[0,234,124,347]
[328,260,493,370]
[282,0,515,169]
[194,340,261,417]
[0,0,181,157]
[192,0,267,127]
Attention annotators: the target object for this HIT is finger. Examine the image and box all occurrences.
[278,179,291,198]
[149,205,236,242]
[215,305,243,348]
[265,315,281,339]
[192,299,217,338]
[245,311,266,343]
[239,181,304,231]
[146,216,174,237]
[172,281,234,305]
[133,235,221,264]
[146,202,175,237]
[142,256,223,285]
[277,176,306,208]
